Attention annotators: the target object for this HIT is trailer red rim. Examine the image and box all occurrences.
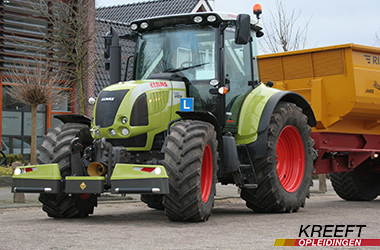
[276,125,305,192]
[201,144,213,203]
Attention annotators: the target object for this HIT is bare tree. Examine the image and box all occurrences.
[376,30,380,45]
[260,0,311,53]
[25,0,97,115]
[5,57,69,165]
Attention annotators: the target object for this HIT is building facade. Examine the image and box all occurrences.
[0,0,96,158]
[0,0,211,159]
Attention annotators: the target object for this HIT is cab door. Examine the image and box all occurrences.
[223,26,254,133]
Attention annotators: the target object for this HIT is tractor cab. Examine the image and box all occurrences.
[126,12,263,130]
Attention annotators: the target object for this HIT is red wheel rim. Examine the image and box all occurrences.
[276,125,305,193]
[201,144,213,203]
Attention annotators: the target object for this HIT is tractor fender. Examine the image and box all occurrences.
[54,114,91,126]
[247,91,316,160]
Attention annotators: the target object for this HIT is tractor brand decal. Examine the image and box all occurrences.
[174,91,183,99]
[274,224,380,247]
[100,97,115,102]
[364,54,380,65]
[80,182,87,190]
[172,90,185,105]
[150,82,168,88]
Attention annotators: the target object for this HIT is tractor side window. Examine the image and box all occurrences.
[224,26,253,126]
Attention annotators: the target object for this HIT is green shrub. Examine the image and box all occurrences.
[0,154,28,167]
[0,166,13,176]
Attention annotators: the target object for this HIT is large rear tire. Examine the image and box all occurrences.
[240,102,314,213]
[38,123,97,218]
[330,166,380,201]
[163,120,218,221]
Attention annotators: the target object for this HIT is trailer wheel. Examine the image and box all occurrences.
[38,123,97,218]
[140,194,164,210]
[241,102,314,213]
[330,166,380,201]
[163,120,218,221]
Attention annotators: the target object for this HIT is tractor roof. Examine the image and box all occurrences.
[130,12,262,32]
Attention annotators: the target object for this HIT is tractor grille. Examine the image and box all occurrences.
[107,133,147,148]
[95,89,129,128]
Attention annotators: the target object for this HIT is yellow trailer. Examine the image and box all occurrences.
[258,44,380,201]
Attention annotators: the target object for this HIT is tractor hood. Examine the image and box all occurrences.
[91,79,186,150]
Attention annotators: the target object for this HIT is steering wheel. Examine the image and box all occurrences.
[0,150,7,166]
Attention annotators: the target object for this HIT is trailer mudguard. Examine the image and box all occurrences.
[236,84,316,159]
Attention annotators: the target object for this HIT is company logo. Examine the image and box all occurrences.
[100,97,115,102]
[364,54,380,65]
[274,224,380,247]
[374,81,380,91]
[150,82,168,88]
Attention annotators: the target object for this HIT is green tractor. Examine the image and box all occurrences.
[12,9,316,221]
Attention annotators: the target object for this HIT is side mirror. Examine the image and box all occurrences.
[256,30,264,38]
[235,14,251,44]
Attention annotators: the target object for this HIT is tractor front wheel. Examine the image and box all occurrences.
[38,123,97,218]
[163,120,218,221]
[241,102,314,213]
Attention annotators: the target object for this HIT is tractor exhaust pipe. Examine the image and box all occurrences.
[104,27,121,84]
[87,162,107,176]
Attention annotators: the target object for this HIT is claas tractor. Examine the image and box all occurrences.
[12,7,316,221]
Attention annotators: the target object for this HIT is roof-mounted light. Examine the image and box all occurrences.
[130,23,138,31]
[140,22,148,29]
[253,3,262,19]
[193,16,203,23]
[207,15,217,22]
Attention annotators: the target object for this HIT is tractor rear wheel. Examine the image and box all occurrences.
[240,102,314,213]
[38,123,97,218]
[163,120,218,221]
[330,166,380,201]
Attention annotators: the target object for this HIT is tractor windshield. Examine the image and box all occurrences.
[135,26,217,81]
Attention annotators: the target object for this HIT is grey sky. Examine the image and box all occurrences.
[95,0,380,51]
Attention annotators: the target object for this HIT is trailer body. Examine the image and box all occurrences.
[259,44,380,175]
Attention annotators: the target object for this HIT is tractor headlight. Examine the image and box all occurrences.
[131,23,138,31]
[96,130,101,137]
[140,22,148,29]
[207,15,217,22]
[109,129,116,137]
[121,117,128,124]
[121,127,130,136]
[193,16,203,23]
